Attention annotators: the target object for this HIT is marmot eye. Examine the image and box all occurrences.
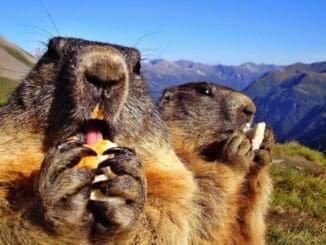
[195,86,212,96]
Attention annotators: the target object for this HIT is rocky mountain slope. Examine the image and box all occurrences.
[244,62,326,152]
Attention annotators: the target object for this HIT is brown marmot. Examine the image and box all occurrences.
[158,82,274,244]
[0,37,200,244]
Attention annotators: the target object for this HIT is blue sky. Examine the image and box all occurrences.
[1,0,325,65]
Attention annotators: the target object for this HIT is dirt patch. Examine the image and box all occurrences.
[267,208,326,237]
[273,152,326,176]
[267,208,326,244]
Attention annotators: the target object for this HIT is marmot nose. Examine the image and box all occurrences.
[233,93,256,122]
[243,105,255,117]
[84,69,119,88]
[241,100,256,122]
[77,46,129,90]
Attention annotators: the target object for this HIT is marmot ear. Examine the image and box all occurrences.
[47,37,67,59]
[158,87,178,108]
[116,47,141,74]
[127,48,141,74]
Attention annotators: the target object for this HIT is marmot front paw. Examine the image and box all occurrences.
[254,126,274,168]
[35,140,96,233]
[89,147,146,236]
[221,132,255,172]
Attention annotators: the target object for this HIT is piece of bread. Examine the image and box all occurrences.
[76,140,117,169]
[243,122,266,151]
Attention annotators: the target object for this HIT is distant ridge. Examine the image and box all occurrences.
[244,61,326,152]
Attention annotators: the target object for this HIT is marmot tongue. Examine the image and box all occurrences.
[85,127,103,145]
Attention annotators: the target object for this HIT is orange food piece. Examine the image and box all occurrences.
[76,140,117,169]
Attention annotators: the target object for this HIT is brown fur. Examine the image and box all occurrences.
[0,37,200,244]
[158,82,274,244]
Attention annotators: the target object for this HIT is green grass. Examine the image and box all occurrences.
[0,42,34,67]
[267,142,326,244]
[0,76,19,106]
[270,164,326,219]
[274,141,326,167]
[268,221,326,245]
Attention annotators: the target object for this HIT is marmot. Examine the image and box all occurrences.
[0,37,199,244]
[158,82,274,244]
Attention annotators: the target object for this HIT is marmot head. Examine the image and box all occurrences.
[7,37,164,149]
[157,82,256,159]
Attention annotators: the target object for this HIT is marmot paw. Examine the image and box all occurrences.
[259,126,275,152]
[35,140,96,233]
[253,127,274,168]
[89,147,146,236]
[221,133,255,172]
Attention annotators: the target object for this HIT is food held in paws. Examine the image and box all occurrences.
[76,139,117,169]
[243,122,266,151]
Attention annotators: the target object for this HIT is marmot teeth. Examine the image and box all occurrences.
[243,122,266,151]
[91,104,105,120]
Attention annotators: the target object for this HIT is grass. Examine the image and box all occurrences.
[270,163,325,218]
[0,41,34,67]
[267,141,326,244]
[0,76,19,106]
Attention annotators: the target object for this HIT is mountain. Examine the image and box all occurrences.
[0,36,36,105]
[141,59,280,100]
[287,106,326,152]
[31,47,47,59]
[243,61,326,152]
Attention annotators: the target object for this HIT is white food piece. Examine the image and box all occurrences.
[90,142,118,200]
[97,154,111,165]
[93,174,109,183]
[90,189,125,203]
[243,122,266,150]
[251,122,266,150]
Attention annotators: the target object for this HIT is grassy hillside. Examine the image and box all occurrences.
[267,142,326,244]
[0,38,34,67]
[0,76,19,106]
